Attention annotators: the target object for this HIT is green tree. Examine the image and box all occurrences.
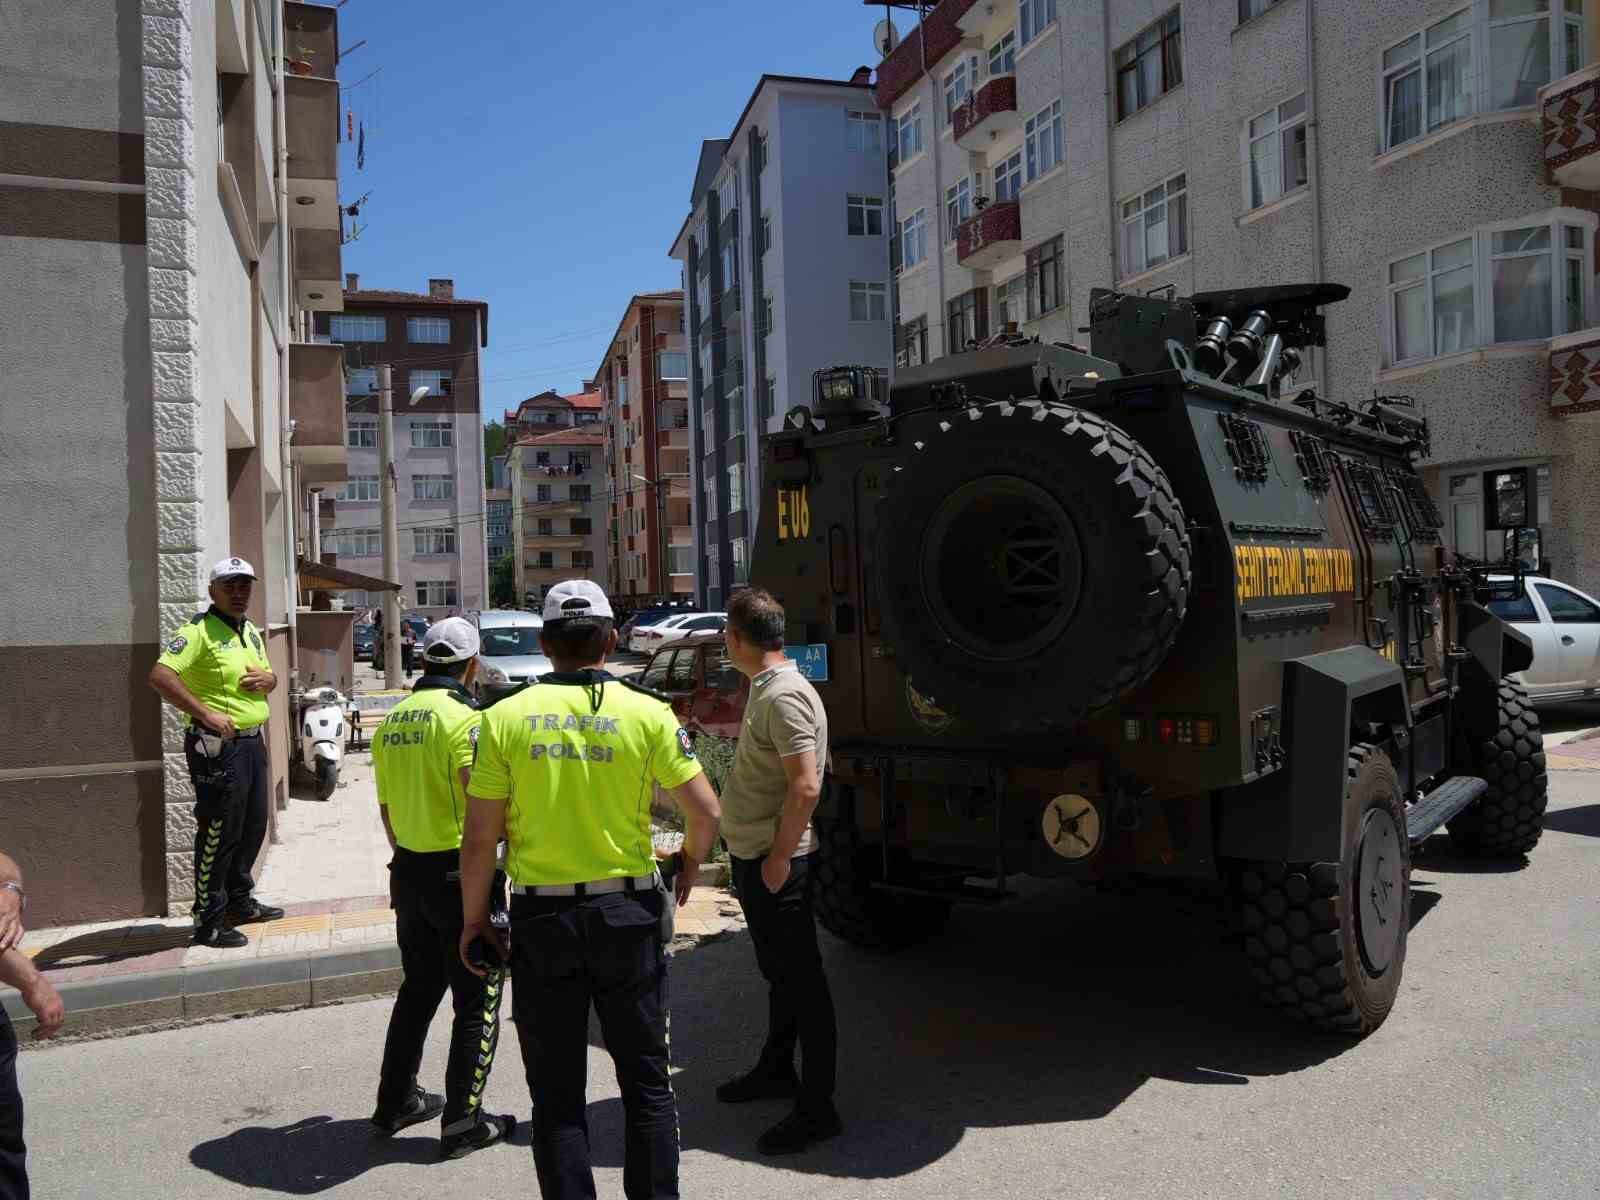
[490,553,516,608]
[483,420,507,477]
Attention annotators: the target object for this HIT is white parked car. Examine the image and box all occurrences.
[628,612,703,653]
[650,612,727,648]
[1487,576,1600,704]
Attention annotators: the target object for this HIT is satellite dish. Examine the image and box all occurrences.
[873,17,900,58]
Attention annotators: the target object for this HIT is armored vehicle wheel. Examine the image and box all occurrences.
[813,819,951,949]
[1447,679,1547,858]
[1239,745,1409,1035]
[874,400,1189,727]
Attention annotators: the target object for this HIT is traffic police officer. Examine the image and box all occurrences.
[459,580,721,1200]
[148,557,285,948]
[369,617,515,1159]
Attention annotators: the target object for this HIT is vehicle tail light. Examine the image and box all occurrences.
[1157,718,1175,744]
[1123,718,1144,743]
[1157,716,1218,746]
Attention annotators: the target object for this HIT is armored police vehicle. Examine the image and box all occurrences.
[750,283,1547,1035]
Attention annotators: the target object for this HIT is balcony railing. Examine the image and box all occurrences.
[1548,328,1600,418]
[953,76,1018,152]
[1542,63,1600,189]
[955,199,1022,269]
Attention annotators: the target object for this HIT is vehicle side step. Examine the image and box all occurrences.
[1406,776,1488,845]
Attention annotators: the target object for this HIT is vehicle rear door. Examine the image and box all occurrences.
[1487,589,1557,694]
[1532,581,1600,693]
[663,647,699,724]
[693,642,747,739]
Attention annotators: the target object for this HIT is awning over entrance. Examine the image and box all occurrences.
[296,557,400,592]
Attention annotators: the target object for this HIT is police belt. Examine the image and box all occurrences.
[510,871,659,897]
[187,724,263,739]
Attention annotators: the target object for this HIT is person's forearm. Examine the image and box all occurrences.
[769,778,821,862]
[0,947,42,994]
[379,807,397,853]
[149,666,211,723]
[672,776,721,866]
[459,806,500,928]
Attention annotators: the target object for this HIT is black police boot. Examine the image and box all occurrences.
[715,1062,801,1104]
[756,1102,844,1156]
[439,1113,516,1160]
[192,924,249,949]
[371,1088,445,1136]
[226,897,286,924]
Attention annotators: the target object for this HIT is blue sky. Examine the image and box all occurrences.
[332,0,886,423]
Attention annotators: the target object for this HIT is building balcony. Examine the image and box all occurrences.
[657,427,689,450]
[1542,64,1600,189]
[288,342,347,467]
[284,3,340,236]
[953,76,1018,152]
[956,199,1022,269]
[1548,328,1600,418]
[668,524,693,547]
[291,226,342,312]
[877,0,980,110]
[317,495,337,523]
[525,535,588,550]
[530,500,585,517]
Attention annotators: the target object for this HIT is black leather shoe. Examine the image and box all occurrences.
[371,1088,445,1136]
[716,1065,801,1104]
[440,1113,515,1160]
[192,925,249,949]
[757,1104,844,1155]
[227,898,286,924]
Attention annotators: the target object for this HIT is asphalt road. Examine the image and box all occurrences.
[15,773,1600,1199]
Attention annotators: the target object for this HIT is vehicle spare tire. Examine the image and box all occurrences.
[875,399,1190,726]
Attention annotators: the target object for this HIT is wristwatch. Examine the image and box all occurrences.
[0,881,24,910]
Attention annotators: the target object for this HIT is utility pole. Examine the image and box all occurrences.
[378,363,402,688]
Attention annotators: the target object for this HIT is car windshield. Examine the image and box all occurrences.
[354,624,373,637]
[480,627,542,656]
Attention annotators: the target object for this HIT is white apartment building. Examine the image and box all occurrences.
[880,0,1600,594]
[669,73,893,609]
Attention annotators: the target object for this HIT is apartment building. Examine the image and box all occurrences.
[316,275,491,620]
[595,291,695,604]
[879,0,1600,594]
[508,387,608,602]
[0,1,347,924]
[668,73,893,609]
[486,487,513,567]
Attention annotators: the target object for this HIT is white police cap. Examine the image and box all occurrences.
[209,556,257,582]
[542,579,614,623]
[421,616,481,664]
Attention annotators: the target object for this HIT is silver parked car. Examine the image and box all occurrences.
[1487,575,1600,705]
[472,609,548,703]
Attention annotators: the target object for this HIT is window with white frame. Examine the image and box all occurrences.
[760,213,772,254]
[488,543,507,560]
[572,550,594,569]
[1115,9,1183,119]
[847,108,883,152]
[415,580,458,608]
[945,177,972,234]
[346,366,377,396]
[900,208,928,270]
[731,537,749,585]
[1239,0,1285,20]
[1121,173,1188,277]
[412,474,454,501]
[898,315,929,366]
[719,163,740,217]
[328,314,385,342]
[849,280,888,322]
[993,149,1023,202]
[728,462,745,514]
[409,420,453,448]
[487,520,509,539]
[410,368,451,397]
[1382,3,1584,153]
[413,525,457,555]
[331,526,380,557]
[898,102,924,161]
[658,351,687,380]
[756,131,769,173]
[994,275,1027,330]
[1020,0,1057,46]
[847,193,884,237]
[761,373,777,422]
[761,292,774,337]
[1245,93,1307,209]
[406,316,450,343]
[989,29,1017,77]
[339,474,379,501]
[347,420,376,448]
[721,240,738,290]
[943,55,979,126]
[1025,99,1064,181]
[1387,215,1593,364]
[1026,236,1064,319]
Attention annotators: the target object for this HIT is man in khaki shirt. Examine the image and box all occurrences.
[714,588,841,1156]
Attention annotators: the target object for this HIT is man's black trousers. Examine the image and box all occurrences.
[729,852,837,1113]
[377,849,507,1135]
[0,1011,27,1200]
[183,730,270,930]
[510,887,677,1200]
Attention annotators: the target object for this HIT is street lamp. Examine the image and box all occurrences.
[379,375,432,687]
[631,472,669,602]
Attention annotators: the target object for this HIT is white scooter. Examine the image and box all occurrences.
[294,685,347,800]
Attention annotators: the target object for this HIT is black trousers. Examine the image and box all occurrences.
[730,852,837,1112]
[0,1011,26,1200]
[510,888,677,1200]
[378,849,507,1134]
[184,730,269,929]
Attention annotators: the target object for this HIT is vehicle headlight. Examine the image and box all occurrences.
[482,663,508,683]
